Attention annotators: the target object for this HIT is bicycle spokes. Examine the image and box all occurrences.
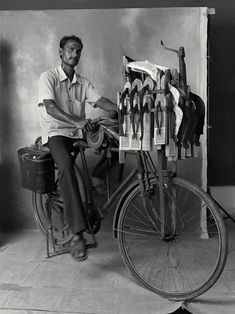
[117,177,227,300]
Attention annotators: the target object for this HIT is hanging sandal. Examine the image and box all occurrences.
[70,237,87,262]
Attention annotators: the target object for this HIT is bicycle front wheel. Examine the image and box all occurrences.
[117,177,228,301]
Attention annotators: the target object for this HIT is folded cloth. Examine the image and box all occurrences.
[126,60,169,81]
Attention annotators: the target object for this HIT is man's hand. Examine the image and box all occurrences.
[73,119,94,132]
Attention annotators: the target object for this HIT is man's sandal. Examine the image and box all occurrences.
[70,237,87,262]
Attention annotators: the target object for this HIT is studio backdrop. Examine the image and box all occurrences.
[0,7,208,229]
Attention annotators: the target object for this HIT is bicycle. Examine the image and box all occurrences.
[31,116,228,302]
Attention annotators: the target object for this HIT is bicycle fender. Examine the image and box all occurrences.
[113,179,140,238]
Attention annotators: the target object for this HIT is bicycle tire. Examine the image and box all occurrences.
[116,177,228,301]
[32,164,87,245]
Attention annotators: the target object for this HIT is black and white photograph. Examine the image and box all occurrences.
[0,1,234,314]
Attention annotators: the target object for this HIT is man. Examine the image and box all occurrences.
[38,35,117,261]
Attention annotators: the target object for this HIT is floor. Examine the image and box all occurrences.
[0,197,234,313]
[0,188,195,314]
[0,230,185,314]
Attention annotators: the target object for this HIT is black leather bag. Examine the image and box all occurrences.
[17,145,56,193]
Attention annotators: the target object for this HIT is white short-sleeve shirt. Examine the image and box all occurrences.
[38,65,101,144]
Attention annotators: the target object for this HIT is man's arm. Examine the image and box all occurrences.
[40,99,89,129]
[95,96,118,119]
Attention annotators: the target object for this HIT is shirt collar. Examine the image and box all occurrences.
[58,65,83,84]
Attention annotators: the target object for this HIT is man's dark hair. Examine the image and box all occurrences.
[59,35,83,49]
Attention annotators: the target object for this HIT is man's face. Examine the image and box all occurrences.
[59,40,82,67]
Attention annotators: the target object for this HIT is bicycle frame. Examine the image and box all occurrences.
[102,158,139,214]
[78,120,177,240]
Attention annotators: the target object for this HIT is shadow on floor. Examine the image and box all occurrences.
[171,308,192,314]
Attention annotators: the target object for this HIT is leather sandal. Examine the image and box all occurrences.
[70,237,87,262]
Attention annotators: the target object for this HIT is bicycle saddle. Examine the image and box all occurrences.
[73,139,89,150]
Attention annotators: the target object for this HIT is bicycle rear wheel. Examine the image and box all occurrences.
[32,165,86,245]
[117,177,228,301]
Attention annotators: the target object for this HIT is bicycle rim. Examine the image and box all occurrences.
[117,177,228,301]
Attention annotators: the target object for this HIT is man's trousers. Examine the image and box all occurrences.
[48,136,87,234]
